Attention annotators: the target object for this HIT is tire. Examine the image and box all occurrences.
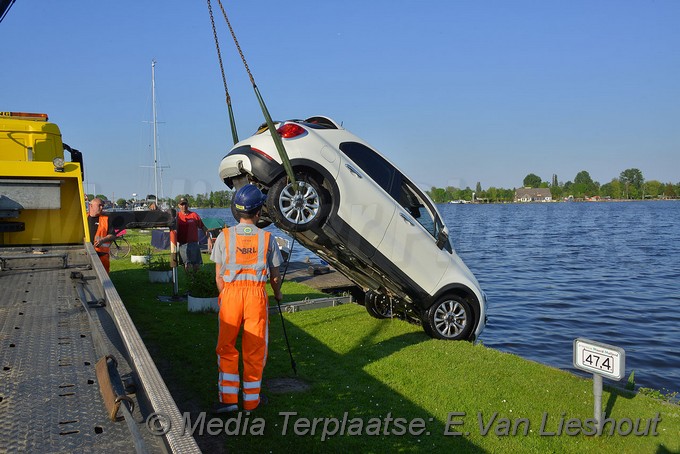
[422,295,474,340]
[365,292,393,319]
[267,172,330,231]
[110,237,131,260]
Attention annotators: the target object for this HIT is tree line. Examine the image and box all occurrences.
[88,190,234,208]
[427,168,680,203]
[89,167,677,207]
[170,191,234,208]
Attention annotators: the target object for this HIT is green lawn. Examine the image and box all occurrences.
[110,234,679,453]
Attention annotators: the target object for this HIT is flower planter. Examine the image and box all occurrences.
[187,294,219,313]
[148,270,172,283]
[131,255,151,264]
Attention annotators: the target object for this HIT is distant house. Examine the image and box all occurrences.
[514,188,553,202]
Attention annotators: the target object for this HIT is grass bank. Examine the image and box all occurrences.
[110,235,679,453]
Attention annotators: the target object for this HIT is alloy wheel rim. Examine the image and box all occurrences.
[433,300,467,337]
[279,181,320,225]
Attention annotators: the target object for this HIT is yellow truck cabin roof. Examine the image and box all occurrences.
[0,112,64,162]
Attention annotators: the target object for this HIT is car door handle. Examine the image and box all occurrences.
[345,164,363,179]
[399,213,414,226]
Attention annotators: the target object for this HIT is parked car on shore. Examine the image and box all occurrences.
[218,116,487,340]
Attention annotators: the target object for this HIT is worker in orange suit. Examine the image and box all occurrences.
[210,185,283,413]
[87,197,115,274]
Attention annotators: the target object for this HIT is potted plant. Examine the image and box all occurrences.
[146,254,173,283]
[130,243,151,264]
[187,266,219,312]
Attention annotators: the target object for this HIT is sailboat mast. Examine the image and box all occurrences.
[151,59,159,205]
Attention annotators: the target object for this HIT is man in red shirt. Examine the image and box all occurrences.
[177,197,211,272]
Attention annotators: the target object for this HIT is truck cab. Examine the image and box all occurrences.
[0,111,88,245]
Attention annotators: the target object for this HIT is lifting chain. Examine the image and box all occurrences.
[207,0,239,144]
[214,0,255,87]
[206,0,298,190]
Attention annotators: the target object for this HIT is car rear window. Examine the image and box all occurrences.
[302,117,339,129]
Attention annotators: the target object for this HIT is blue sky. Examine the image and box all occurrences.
[2,1,678,200]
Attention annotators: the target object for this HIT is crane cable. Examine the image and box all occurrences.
[207,0,297,191]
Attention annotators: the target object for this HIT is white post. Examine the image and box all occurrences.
[151,60,159,206]
[172,266,179,297]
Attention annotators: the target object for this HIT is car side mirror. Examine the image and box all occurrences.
[436,229,449,250]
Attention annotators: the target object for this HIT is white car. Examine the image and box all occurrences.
[218,116,487,341]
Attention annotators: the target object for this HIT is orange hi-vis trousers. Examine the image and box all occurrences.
[97,252,110,274]
[216,281,269,411]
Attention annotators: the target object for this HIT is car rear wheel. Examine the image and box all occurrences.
[422,295,474,340]
[267,172,330,230]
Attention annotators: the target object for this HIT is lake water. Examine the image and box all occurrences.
[445,200,680,394]
[198,201,680,393]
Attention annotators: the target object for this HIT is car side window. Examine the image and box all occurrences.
[339,142,398,198]
[399,181,437,238]
[339,141,451,251]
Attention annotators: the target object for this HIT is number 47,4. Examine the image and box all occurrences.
[584,352,612,371]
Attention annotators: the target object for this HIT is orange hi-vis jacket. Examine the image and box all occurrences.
[217,226,271,410]
[94,214,111,273]
[218,227,271,286]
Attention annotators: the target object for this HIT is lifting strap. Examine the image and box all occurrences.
[207,0,297,190]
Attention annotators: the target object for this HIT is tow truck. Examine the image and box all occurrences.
[0,112,200,453]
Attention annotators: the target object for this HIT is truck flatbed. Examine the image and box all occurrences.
[0,244,200,453]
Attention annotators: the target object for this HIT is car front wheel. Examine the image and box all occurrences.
[267,172,330,230]
[422,295,474,340]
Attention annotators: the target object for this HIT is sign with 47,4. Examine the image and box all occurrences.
[573,338,625,381]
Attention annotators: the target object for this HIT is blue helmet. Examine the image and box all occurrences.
[233,184,267,212]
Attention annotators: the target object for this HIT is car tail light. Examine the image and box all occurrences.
[251,147,274,161]
[276,123,307,139]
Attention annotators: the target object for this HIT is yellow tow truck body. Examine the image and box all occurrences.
[0,112,88,245]
[0,112,199,453]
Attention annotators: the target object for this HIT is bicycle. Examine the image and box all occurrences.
[109,229,131,259]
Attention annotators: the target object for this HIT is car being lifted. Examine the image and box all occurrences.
[218,116,487,341]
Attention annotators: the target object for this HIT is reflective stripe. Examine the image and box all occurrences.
[222,267,268,283]
[222,271,267,283]
[242,392,259,401]
[228,228,237,264]
[219,372,240,382]
[219,386,239,394]
[243,380,261,389]
[257,229,265,266]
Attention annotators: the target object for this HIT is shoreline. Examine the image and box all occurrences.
[445,198,679,205]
